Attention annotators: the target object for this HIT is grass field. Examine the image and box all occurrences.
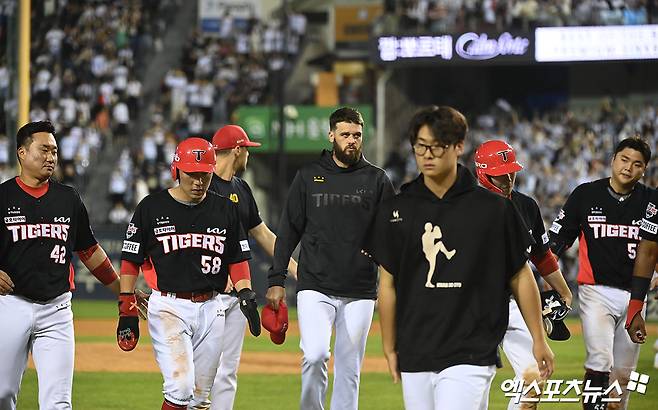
[15,300,658,409]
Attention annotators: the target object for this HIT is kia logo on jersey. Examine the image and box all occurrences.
[207,227,226,234]
[54,217,71,223]
[646,202,657,219]
[192,149,205,162]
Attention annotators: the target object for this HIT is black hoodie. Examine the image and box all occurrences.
[364,165,533,372]
[270,150,395,299]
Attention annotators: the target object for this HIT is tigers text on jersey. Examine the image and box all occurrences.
[510,190,550,257]
[121,190,250,293]
[270,150,395,299]
[209,174,262,231]
[548,178,652,290]
[364,166,533,373]
[0,178,97,301]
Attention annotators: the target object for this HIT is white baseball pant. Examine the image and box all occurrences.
[0,292,74,410]
[579,284,642,410]
[501,299,541,410]
[401,364,496,410]
[297,289,375,410]
[148,291,227,409]
[210,294,246,410]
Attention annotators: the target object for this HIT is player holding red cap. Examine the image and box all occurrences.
[475,140,572,409]
[116,137,257,410]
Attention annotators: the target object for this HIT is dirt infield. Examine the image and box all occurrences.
[27,319,657,374]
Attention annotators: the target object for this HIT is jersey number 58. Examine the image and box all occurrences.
[201,255,222,274]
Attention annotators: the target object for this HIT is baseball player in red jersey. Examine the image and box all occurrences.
[208,125,298,410]
[550,137,652,410]
[0,121,126,409]
[116,138,258,410]
[365,106,553,410]
[475,140,572,409]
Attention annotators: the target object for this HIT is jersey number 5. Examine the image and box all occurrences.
[628,243,637,259]
[50,245,66,264]
[201,255,222,274]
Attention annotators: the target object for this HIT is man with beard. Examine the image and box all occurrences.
[207,125,298,410]
[267,107,395,410]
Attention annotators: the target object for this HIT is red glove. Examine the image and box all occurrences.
[117,293,139,351]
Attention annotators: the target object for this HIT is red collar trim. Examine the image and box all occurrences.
[15,177,49,198]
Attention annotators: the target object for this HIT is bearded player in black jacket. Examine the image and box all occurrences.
[267,107,395,410]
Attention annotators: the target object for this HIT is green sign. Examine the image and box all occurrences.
[234,105,373,153]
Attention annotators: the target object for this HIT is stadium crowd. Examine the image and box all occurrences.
[376,0,657,34]
[0,0,174,191]
[106,6,307,224]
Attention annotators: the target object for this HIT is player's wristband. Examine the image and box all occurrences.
[120,260,140,276]
[530,250,560,277]
[630,276,651,301]
[91,257,118,285]
[77,243,100,262]
[267,267,287,288]
[229,260,251,283]
[625,299,644,329]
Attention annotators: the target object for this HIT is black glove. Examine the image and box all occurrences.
[540,290,571,341]
[238,288,261,336]
[117,293,140,351]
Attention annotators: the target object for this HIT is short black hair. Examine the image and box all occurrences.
[614,137,651,165]
[16,120,56,150]
[408,105,468,146]
[329,107,364,131]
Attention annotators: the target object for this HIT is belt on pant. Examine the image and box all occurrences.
[159,290,216,303]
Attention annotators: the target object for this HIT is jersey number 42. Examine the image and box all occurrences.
[50,245,66,264]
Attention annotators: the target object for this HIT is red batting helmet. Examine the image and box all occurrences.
[212,125,261,150]
[170,137,216,181]
[474,140,523,195]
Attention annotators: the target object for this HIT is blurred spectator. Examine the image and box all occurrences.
[375,0,657,34]
[108,201,131,224]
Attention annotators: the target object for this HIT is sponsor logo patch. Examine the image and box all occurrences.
[641,219,658,235]
[646,202,657,219]
[240,240,250,252]
[550,222,562,234]
[154,226,176,235]
[54,217,71,223]
[541,232,549,244]
[4,216,26,224]
[588,215,606,223]
[126,223,138,239]
[122,240,140,254]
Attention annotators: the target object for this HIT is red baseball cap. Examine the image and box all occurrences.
[261,301,289,344]
[212,125,261,150]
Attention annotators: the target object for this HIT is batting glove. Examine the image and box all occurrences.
[238,288,261,337]
[117,293,140,351]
